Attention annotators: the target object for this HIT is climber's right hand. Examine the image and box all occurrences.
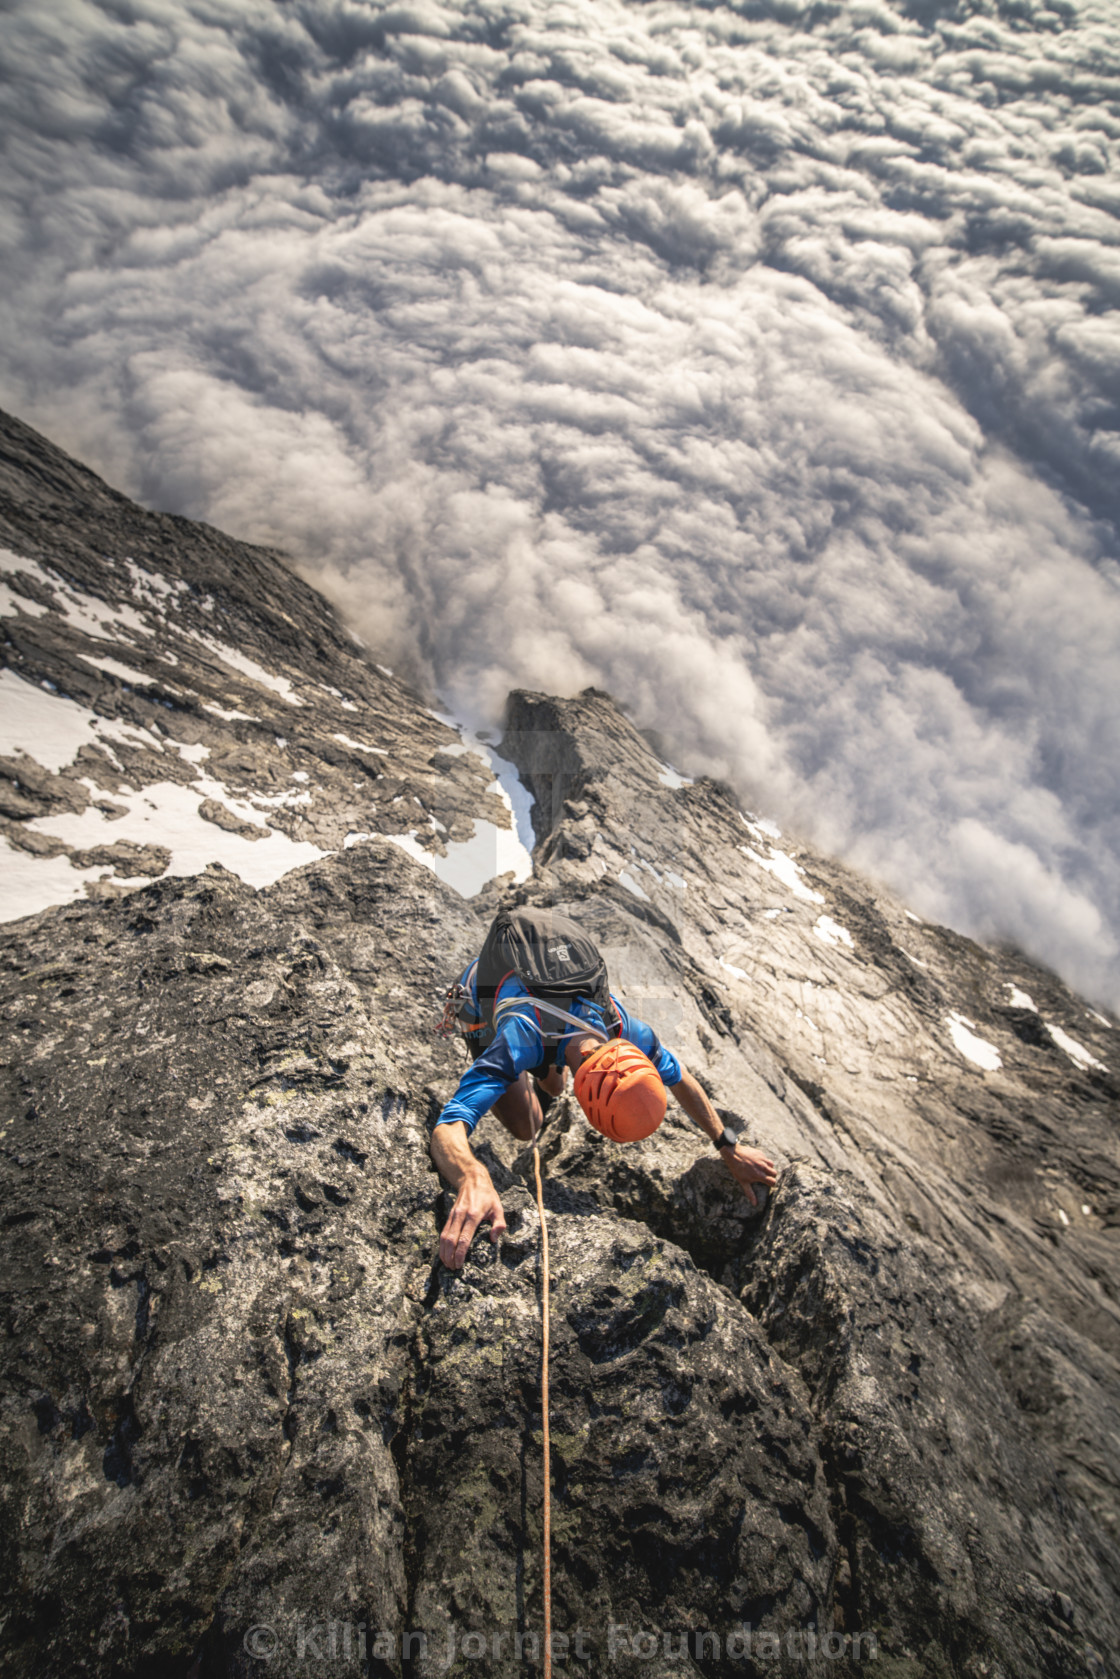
[439,1166,507,1270]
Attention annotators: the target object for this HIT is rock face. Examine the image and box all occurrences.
[0,407,516,913]
[0,411,1117,1679]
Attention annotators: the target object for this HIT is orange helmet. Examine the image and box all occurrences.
[574,1040,667,1142]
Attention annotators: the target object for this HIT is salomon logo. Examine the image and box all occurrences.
[552,943,569,961]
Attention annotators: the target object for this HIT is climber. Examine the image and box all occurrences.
[430,907,778,1270]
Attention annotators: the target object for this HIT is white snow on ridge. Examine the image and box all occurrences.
[0,579,48,619]
[203,703,259,722]
[0,663,328,920]
[28,778,326,882]
[0,550,147,641]
[333,732,388,754]
[618,869,651,902]
[343,705,534,895]
[719,957,748,981]
[1,779,329,923]
[123,560,189,611]
[1,668,107,773]
[0,667,165,774]
[739,811,782,840]
[486,750,535,877]
[427,709,535,884]
[78,653,165,688]
[946,1012,1002,1073]
[1006,986,1037,1011]
[740,843,825,904]
[350,819,525,898]
[0,843,131,920]
[814,915,854,950]
[657,762,692,789]
[185,632,303,705]
[1045,1023,1107,1073]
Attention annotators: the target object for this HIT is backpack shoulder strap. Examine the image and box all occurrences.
[493,994,611,1045]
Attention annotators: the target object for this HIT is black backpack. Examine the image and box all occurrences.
[475,908,618,1044]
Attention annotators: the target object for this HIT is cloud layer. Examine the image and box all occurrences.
[2,0,1119,1004]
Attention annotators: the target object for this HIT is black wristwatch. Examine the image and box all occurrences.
[714,1126,739,1152]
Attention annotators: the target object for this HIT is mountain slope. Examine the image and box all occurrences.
[0,410,1117,1679]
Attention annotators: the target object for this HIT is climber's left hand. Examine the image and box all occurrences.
[721,1144,778,1208]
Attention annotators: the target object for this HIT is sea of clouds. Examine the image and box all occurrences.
[1,0,1119,1005]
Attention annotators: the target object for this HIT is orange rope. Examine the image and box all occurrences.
[531,1122,552,1679]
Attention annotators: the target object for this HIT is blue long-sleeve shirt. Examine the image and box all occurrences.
[436,966,682,1135]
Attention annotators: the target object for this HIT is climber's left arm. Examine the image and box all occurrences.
[613,1000,777,1207]
[668,1064,778,1209]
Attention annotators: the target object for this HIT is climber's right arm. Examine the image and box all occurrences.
[430,1006,545,1269]
[430,1120,507,1269]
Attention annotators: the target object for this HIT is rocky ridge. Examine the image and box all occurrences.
[0,407,522,912]
[0,410,1117,1679]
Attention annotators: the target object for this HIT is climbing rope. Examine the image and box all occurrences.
[531,1115,553,1679]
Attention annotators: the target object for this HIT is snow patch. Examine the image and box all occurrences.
[740,844,824,904]
[360,820,526,896]
[0,579,48,619]
[0,841,138,920]
[332,732,387,754]
[124,560,188,607]
[1044,1023,1107,1073]
[814,916,853,949]
[186,632,303,705]
[618,870,651,902]
[1006,986,1037,1011]
[0,668,164,774]
[1,776,329,923]
[78,653,163,688]
[0,669,107,773]
[657,762,693,789]
[429,709,535,882]
[739,811,782,840]
[1,550,147,641]
[26,779,327,888]
[719,957,748,981]
[946,1013,1002,1072]
[203,703,259,722]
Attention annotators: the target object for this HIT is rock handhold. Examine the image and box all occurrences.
[198,797,272,840]
[69,840,171,877]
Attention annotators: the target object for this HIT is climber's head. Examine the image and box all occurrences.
[571,1038,667,1142]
